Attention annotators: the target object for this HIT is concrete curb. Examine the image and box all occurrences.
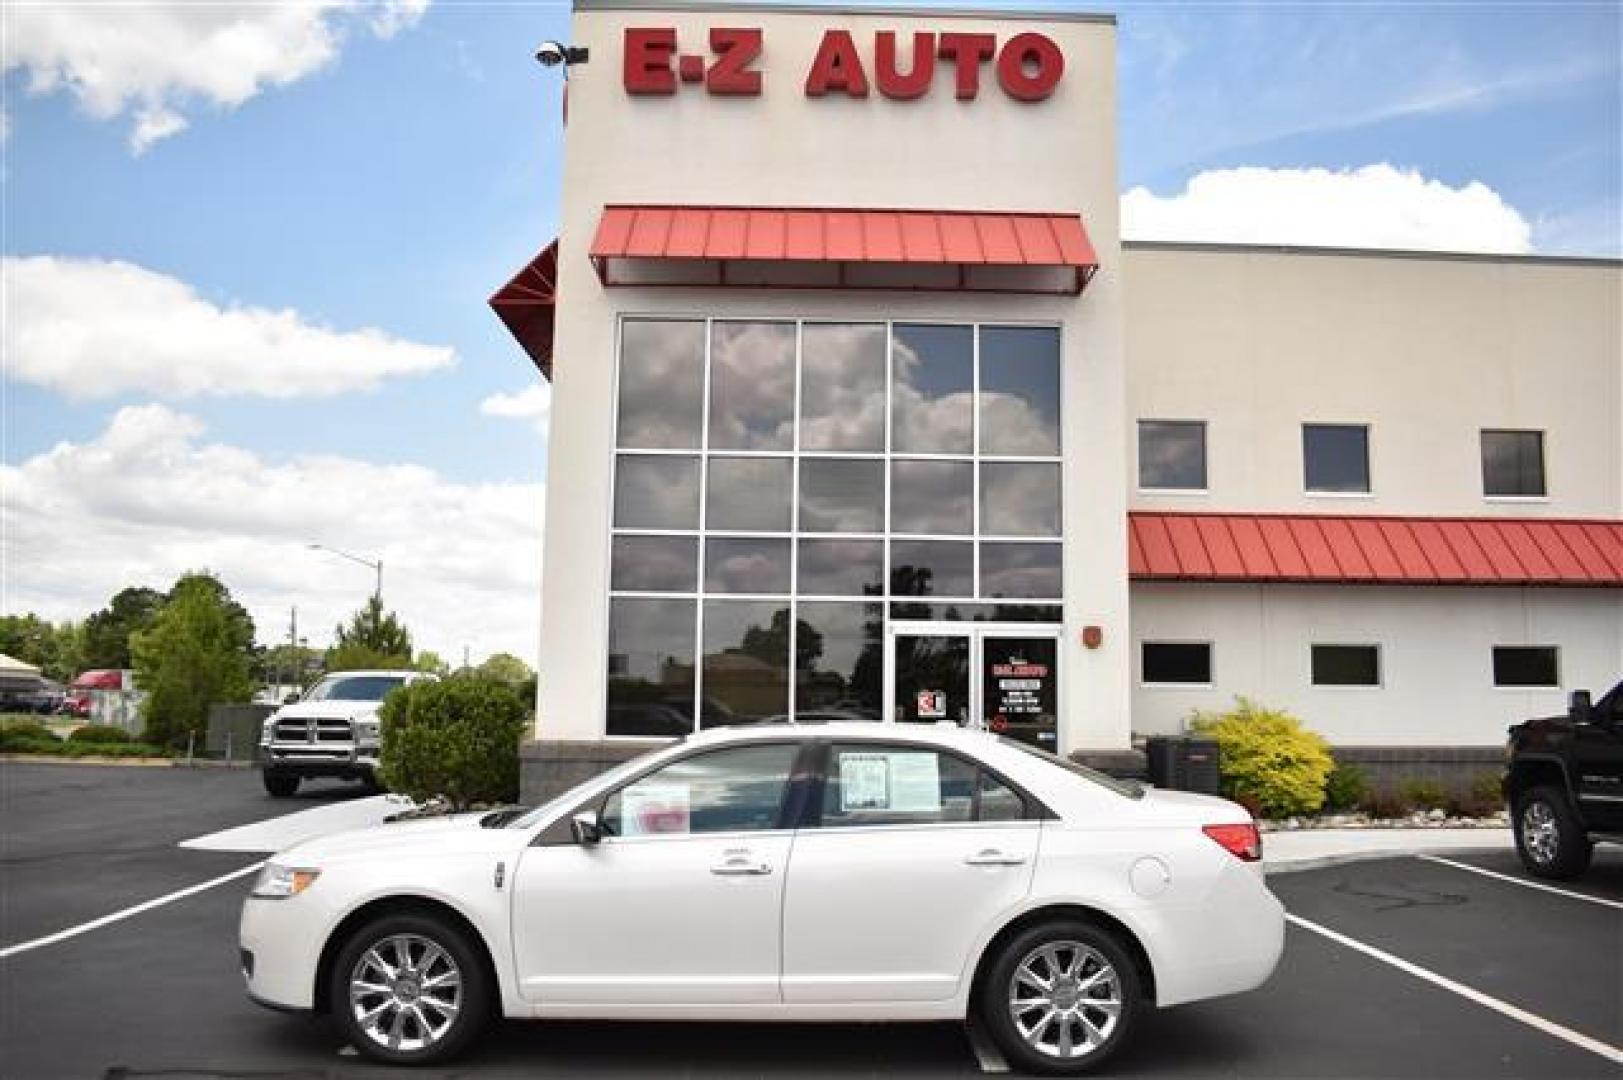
[1263,827,1515,874]
[0,753,174,767]
[1266,845,1509,874]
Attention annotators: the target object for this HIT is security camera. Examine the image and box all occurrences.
[535,41,566,67]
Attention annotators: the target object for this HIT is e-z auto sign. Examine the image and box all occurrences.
[624,27,1064,101]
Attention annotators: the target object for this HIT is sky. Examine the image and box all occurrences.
[3,1,1620,665]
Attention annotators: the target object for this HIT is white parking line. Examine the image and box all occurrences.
[1286,913,1623,1065]
[1417,855,1623,910]
[0,860,266,961]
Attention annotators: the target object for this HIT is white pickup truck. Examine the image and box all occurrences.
[259,670,435,797]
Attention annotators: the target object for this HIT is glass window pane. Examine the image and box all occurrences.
[819,744,975,826]
[892,324,973,454]
[980,327,1060,455]
[617,320,705,449]
[980,542,1062,599]
[980,462,1061,537]
[709,321,795,450]
[1303,424,1370,493]
[1139,421,1207,490]
[614,455,700,530]
[1142,642,1211,685]
[799,458,884,534]
[1492,646,1558,687]
[707,458,792,532]
[602,744,797,836]
[890,540,974,597]
[889,602,1063,623]
[795,602,883,721]
[891,460,973,534]
[606,598,696,737]
[704,538,791,594]
[611,535,697,592]
[1311,645,1380,687]
[801,323,886,451]
[797,539,883,597]
[982,636,1058,750]
[1482,430,1546,497]
[701,601,791,725]
[978,770,1027,821]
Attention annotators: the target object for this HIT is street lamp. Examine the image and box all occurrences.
[307,544,384,635]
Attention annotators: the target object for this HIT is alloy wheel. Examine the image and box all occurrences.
[1521,800,1559,865]
[347,933,463,1054]
[1007,940,1122,1060]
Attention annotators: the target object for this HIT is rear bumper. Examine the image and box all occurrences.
[1143,861,1285,1007]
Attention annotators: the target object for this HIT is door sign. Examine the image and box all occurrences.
[915,690,947,719]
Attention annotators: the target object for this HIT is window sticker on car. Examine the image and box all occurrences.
[621,782,691,836]
[889,752,942,812]
[839,751,942,813]
[840,753,890,811]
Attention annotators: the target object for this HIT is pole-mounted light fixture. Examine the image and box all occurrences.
[535,40,590,77]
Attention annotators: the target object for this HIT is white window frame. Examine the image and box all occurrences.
[1480,428,1550,503]
[1309,643,1383,689]
[1302,421,1374,497]
[1490,645,1561,690]
[1136,418,1209,496]
[1139,639,1215,689]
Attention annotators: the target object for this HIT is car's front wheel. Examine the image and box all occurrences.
[980,920,1143,1075]
[262,772,299,798]
[329,913,489,1066]
[1514,785,1592,879]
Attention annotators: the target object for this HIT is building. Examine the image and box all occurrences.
[492,2,1622,799]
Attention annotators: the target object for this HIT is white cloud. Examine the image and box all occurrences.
[1122,165,1533,254]
[479,383,551,436]
[2,1,429,152]
[1,405,541,664]
[3,255,455,400]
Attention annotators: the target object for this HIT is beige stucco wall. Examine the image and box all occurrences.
[538,5,1129,749]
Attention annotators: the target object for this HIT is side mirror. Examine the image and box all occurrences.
[571,810,603,847]
[283,692,300,705]
[1569,690,1592,723]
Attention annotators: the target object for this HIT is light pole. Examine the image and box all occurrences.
[307,543,384,633]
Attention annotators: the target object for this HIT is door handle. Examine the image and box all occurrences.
[964,849,1027,867]
[711,855,773,876]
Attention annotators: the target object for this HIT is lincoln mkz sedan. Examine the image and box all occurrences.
[240,723,1284,1074]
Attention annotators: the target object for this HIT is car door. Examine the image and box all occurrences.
[781,741,1041,1004]
[1574,684,1623,828]
[510,740,802,1006]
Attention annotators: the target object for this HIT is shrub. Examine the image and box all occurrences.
[1323,763,1369,813]
[67,724,133,744]
[1448,772,1506,818]
[0,722,60,749]
[1189,697,1335,818]
[1360,790,1408,819]
[1398,779,1449,812]
[378,676,528,809]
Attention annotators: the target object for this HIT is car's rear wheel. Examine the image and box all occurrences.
[1514,785,1592,879]
[262,772,299,798]
[980,920,1142,1075]
[330,914,489,1066]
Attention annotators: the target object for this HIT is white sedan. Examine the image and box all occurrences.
[240,723,1283,1074]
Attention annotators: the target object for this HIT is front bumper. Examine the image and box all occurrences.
[262,742,379,779]
[239,892,334,1011]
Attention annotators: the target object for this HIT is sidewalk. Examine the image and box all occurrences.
[1264,827,1514,873]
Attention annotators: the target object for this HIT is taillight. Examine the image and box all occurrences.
[1203,822,1262,862]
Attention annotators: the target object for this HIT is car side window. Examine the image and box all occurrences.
[977,770,1027,822]
[818,743,1027,827]
[600,743,798,838]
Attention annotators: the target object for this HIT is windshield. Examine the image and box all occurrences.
[303,675,408,703]
[997,737,1144,799]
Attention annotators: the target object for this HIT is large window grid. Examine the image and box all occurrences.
[608,317,1063,736]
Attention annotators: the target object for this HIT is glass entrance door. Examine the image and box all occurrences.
[887,626,1060,748]
[893,633,972,726]
[980,635,1059,750]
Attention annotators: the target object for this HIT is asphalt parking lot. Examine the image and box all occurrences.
[2,761,1618,1080]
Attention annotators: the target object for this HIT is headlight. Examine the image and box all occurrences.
[252,864,320,898]
[260,717,276,743]
[353,719,380,741]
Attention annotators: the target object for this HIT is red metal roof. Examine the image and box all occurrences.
[489,241,558,380]
[589,206,1099,294]
[1128,513,1623,587]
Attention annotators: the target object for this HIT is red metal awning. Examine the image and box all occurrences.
[1128,512,1623,587]
[489,241,558,380]
[589,206,1099,294]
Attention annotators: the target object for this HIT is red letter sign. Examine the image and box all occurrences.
[997,33,1063,101]
[707,28,763,95]
[805,29,870,97]
[875,31,935,100]
[936,32,996,99]
[624,28,677,94]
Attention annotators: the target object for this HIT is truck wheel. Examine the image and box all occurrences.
[1514,785,1591,879]
[263,772,299,798]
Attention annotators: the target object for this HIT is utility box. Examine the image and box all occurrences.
[1146,736,1222,795]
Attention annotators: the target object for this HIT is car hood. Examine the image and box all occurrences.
[275,812,527,865]
[1137,786,1254,825]
[272,700,383,721]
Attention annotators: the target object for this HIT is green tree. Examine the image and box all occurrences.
[132,573,256,747]
[0,614,84,682]
[475,652,532,685]
[80,587,165,669]
[326,596,413,671]
[737,609,823,671]
[414,650,451,676]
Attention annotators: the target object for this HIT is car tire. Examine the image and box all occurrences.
[262,772,299,798]
[979,920,1143,1075]
[1514,785,1592,879]
[329,913,490,1066]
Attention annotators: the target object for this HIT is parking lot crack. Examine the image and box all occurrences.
[1330,880,1468,911]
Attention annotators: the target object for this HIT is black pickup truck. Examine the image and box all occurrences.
[1504,679,1623,878]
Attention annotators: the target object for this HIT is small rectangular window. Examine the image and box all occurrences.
[1142,642,1211,685]
[1138,421,1207,491]
[1311,645,1380,687]
[1492,646,1559,688]
[1481,430,1546,497]
[1303,423,1370,493]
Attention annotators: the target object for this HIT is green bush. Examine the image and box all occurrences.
[59,741,169,758]
[0,722,60,750]
[1446,772,1505,818]
[379,677,528,809]
[67,724,133,744]
[1189,697,1335,818]
[1398,779,1450,812]
[1323,763,1369,813]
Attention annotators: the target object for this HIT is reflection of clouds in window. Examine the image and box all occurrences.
[980,543,1062,598]
[611,535,697,592]
[1138,422,1206,490]
[617,321,705,449]
[704,538,791,593]
[980,393,1059,456]
[799,458,883,533]
[614,455,700,529]
[981,463,1061,537]
[891,460,973,534]
[980,327,1060,455]
[707,458,792,531]
[801,324,885,451]
[797,538,883,596]
[709,322,795,450]
[892,325,972,454]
